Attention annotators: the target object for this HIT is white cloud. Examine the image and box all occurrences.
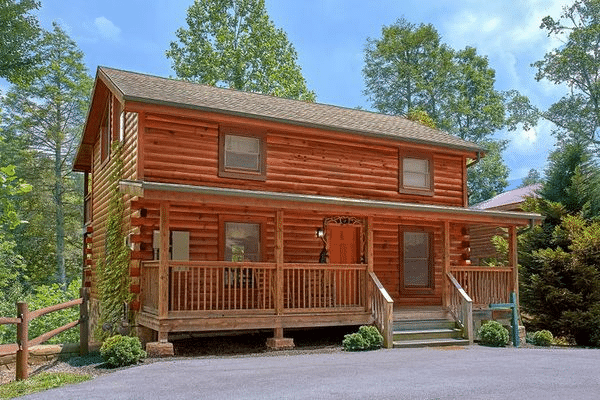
[93,16,121,41]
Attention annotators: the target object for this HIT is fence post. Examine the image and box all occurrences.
[16,302,29,381]
[80,287,89,356]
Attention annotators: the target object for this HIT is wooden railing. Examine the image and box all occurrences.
[446,272,473,344]
[0,287,89,381]
[142,261,159,313]
[141,261,367,314]
[168,261,276,312]
[450,266,512,307]
[368,272,393,348]
[283,264,366,311]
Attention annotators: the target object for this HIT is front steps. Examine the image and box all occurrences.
[393,307,469,348]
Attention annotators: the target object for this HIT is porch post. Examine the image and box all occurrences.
[508,225,518,304]
[267,209,294,350]
[442,221,451,308]
[158,202,170,334]
[366,216,374,314]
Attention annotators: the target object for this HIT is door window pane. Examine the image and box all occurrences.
[403,231,430,287]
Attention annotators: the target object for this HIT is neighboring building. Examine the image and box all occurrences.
[73,67,541,351]
[470,184,541,266]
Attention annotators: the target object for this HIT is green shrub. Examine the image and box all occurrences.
[532,330,554,346]
[343,325,383,351]
[100,335,146,368]
[478,321,509,347]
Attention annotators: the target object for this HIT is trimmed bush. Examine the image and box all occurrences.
[532,330,553,346]
[100,335,146,368]
[343,325,383,351]
[478,321,509,347]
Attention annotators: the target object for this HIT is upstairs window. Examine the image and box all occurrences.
[219,128,266,181]
[399,153,433,195]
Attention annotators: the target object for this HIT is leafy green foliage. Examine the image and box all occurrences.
[406,109,436,129]
[477,321,509,347]
[100,335,146,368]
[0,372,90,398]
[166,0,315,101]
[342,325,383,351]
[520,211,600,346]
[519,169,543,188]
[531,330,554,346]
[362,18,525,204]
[2,22,92,287]
[533,0,600,148]
[26,280,81,344]
[95,144,132,340]
[0,0,41,86]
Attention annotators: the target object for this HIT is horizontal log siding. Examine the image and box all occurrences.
[140,111,465,206]
[89,102,139,307]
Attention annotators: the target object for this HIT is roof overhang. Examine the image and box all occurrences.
[120,180,543,227]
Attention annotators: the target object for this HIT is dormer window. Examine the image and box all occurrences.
[219,128,266,181]
[399,152,433,195]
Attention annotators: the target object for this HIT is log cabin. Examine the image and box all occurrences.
[73,67,542,352]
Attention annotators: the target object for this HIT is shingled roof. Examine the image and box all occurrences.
[97,66,483,153]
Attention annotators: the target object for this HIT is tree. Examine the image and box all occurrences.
[0,0,41,85]
[533,0,600,148]
[166,0,315,101]
[2,23,92,287]
[519,169,543,188]
[363,18,528,204]
[467,140,509,205]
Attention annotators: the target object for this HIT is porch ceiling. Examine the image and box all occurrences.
[119,179,542,226]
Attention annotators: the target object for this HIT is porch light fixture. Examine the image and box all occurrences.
[315,227,324,239]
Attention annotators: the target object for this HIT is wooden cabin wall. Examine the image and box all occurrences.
[88,95,139,326]
[137,108,466,207]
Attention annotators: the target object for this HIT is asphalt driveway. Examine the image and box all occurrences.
[19,346,600,400]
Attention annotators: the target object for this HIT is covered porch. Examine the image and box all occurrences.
[121,180,540,349]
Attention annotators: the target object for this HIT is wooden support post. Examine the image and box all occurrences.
[158,202,170,341]
[508,225,519,305]
[79,287,89,356]
[16,302,29,381]
[366,216,374,313]
[275,210,284,315]
[442,221,451,308]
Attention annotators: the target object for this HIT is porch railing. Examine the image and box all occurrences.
[446,272,473,344]
[450,266,512,307]
[368,272,393,348]
[141,261,367,314]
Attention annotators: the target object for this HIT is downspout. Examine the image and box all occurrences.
[466,151,482,168]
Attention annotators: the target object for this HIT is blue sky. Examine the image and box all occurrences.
[26,0,571,187]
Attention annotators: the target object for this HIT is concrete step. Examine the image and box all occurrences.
[394,319,457,331]
[393,328,462,341]
[393,337,470,348]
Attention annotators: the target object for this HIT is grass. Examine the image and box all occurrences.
[0,372,91,399]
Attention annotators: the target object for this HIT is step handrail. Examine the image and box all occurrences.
[446,272,473,344]
[368,272,393,348]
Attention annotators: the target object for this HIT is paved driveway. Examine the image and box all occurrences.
[19,346,600,399]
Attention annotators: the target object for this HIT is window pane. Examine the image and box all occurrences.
[403,172,430,189]
[404,231,429,287]
[403,158,429,173]
[224,135,260,171]
[225,222,260,262]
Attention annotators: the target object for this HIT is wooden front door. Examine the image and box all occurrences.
[327,225,361,264]
[327,224,361,306]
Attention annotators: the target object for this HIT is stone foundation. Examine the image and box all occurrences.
[145,341,174,357]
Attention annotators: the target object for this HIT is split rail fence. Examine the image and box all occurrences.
[0,287,89,381]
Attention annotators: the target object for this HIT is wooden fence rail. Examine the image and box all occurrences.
[368,272,393,348]
[0,287,89,381]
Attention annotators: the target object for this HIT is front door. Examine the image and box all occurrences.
[327,225,361,264]
[400,230,433,293]
[327,224,361,306]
